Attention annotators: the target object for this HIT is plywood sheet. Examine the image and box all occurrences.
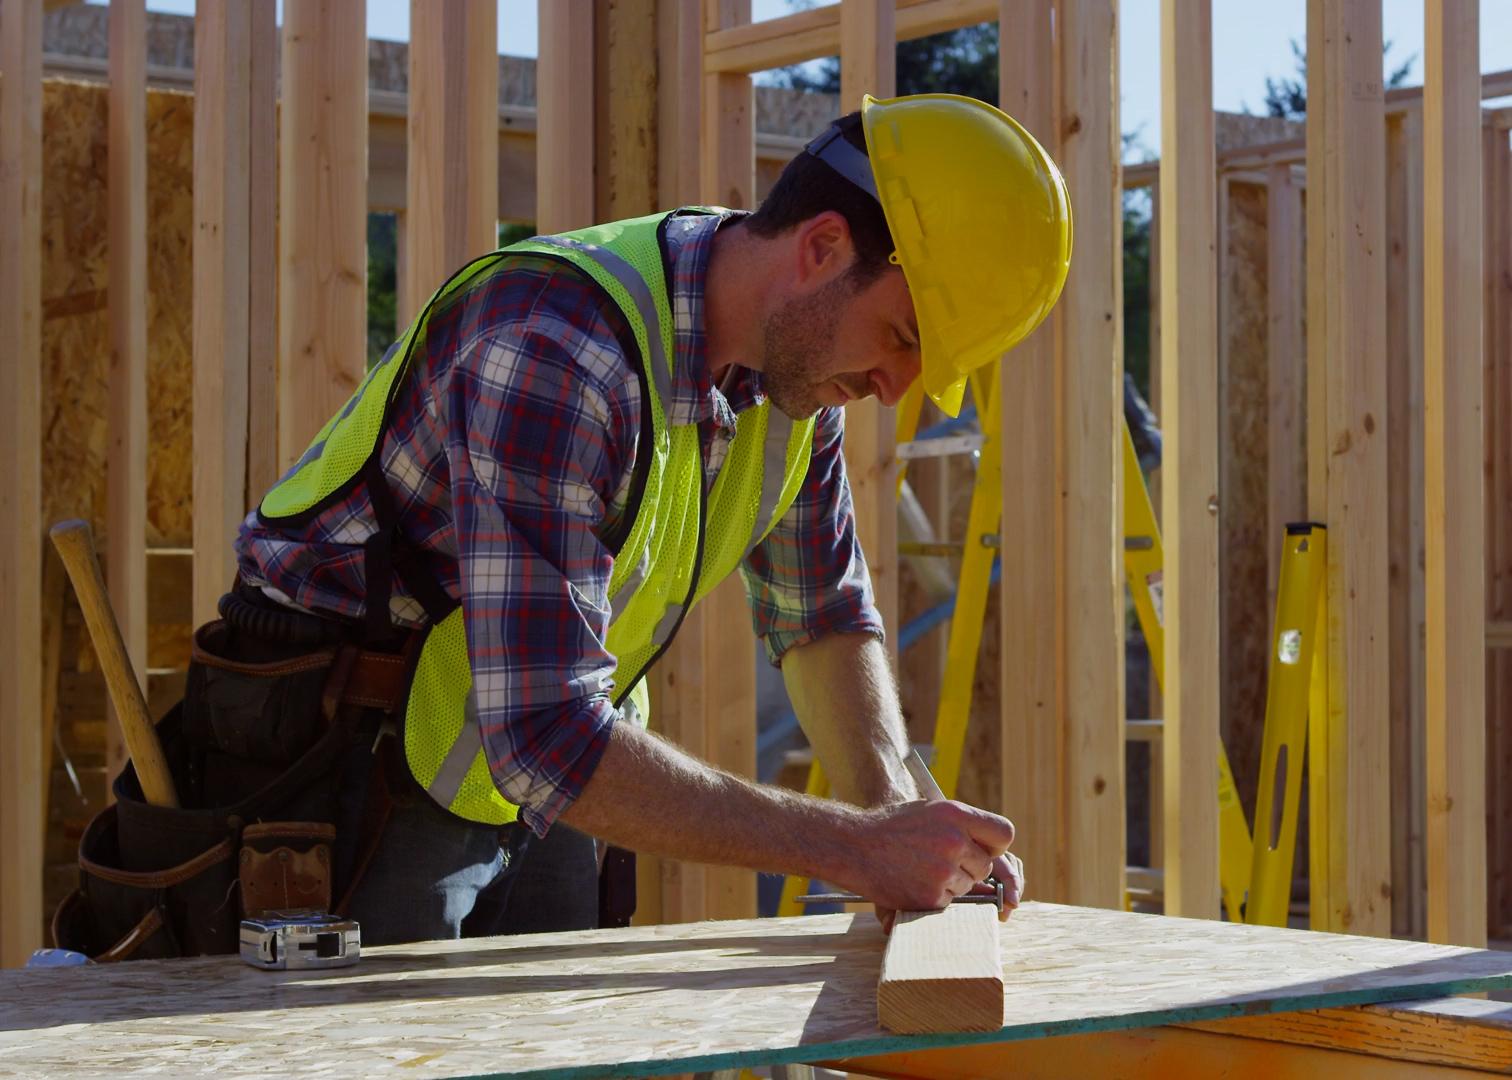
[3,903,1511,1078]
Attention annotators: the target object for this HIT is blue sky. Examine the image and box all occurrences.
[107,0,1512,163]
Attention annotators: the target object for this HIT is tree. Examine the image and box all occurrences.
[1259,37,1416,119]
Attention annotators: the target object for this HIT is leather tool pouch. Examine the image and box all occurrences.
[238,821,336,915]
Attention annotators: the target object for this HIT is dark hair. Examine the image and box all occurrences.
[744,111,895,285]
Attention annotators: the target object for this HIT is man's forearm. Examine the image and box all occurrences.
[779,632,916,807]
[558,720,867,884]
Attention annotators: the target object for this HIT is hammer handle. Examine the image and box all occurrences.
[49,520,179,808]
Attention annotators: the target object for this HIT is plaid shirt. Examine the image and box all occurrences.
[237,210,882,835]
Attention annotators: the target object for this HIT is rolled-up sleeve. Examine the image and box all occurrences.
[739,404,885,665]
[447,285,640,836]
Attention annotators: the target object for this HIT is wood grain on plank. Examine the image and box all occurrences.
[279,0,367,470]
[1423,0,1487,948]
[1158,0,1220,920]
[1058,0,1126,909]
[878,905,1004,1034]
[106,0,149,796]
[535,0,594,234]
[997,0,1066,905]
[0,0,46,968]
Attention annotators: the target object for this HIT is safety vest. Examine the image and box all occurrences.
[258,211,816,824]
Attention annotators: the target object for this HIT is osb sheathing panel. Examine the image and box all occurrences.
[1218,180,1271,814]
[41,77,194,551]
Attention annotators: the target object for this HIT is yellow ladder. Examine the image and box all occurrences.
[1122,425,1255,922]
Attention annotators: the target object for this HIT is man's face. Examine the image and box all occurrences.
[759,263,922,421]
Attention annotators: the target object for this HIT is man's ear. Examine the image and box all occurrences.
[795,210,855,286]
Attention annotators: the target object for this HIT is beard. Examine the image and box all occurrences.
[758,273,861,420]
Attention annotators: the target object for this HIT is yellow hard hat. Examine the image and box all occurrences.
[808,94,1073,416]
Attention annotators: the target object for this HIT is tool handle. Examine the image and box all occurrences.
[49,520,179,808]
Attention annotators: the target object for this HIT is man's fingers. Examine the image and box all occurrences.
[957,804,1016,853]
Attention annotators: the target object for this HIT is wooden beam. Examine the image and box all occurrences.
[536,0,595,234]
[998,0,1066,904]
[106,0,148,795]
[192,1,251,626]
[405,0,499,324]
[1306,0,1393,937]
[657,0,702,208]
[594,0,657,222]
[0,0,45,969]
[245,1,278,506]
[279,0,368,470]
[1058,0,1125,909]
[1384,109,1428,941]
[876,905,1003,1035]
[1266,164,1305,614]
[1158,0,1219,920]
[839,0,899,674]
[1423,0,1486,948]
[704,0,997,74]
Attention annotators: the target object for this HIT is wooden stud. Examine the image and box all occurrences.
[0,0,45,968]
[1058,0,1125,909]
[1385,109,1427,941]
[594,0,658,223]
[1423,0,1486,948]
[107,0,149,794]
[1266,165,1305,610]
[876,905,1003,1035]
[838,0,899,675]
[1306,0,1393,937]
[998,0,1067,904]
[657,0,703,209]
[536,0,595,234]
[405,0,499,320]
[246,0,278,504]
[1158,0,1219,920]
[193,0,252,627]
[279,0,368,469]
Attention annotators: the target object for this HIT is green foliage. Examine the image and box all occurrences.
[1122,191,1152,401]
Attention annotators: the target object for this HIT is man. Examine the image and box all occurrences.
[221,93,1070,943]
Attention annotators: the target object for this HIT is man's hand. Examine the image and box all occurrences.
[826,799,1019,932]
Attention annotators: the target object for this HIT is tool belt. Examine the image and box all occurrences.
[53,588,418,962]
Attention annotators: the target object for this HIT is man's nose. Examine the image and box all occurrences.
[869,357,920,408]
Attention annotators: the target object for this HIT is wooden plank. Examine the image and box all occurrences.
[3,904,1512,1075]
[838,0,899,674]
[704,0,997,74]
[1423,0,1486,948]
[0,0,46,968]
[1385,108,1428,941]
[279,0,367,469]
[657,0,702,208]
[106,0,148,795]
[997,0,1066,904]
[877,905,1003,1034]
[1306,0,1393,938]
[1159,0,1220,920]
[1058,0,1125,909]
[1266,165,1305,612]
[830,1021,1508,1079]
[192,0,251,627]
[245,0,278,504]
[535,0,594,234]
[1181,996,1512,1074]
[594,0,657,222]
[405,0,498,322]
